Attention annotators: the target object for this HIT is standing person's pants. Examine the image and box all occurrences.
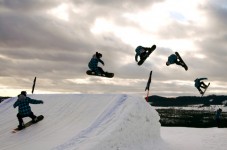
[17,112,37,125]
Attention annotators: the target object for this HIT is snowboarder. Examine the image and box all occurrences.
[215,108,222,128]
[88,52,105,76]
[13,91,44,129]
[194,78,209,94]
[135,45,156,63]
[166,53,187,70]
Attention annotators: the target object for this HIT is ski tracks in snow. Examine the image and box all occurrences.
[53,94,128,150]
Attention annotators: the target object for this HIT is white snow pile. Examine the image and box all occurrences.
[0,94,168,150]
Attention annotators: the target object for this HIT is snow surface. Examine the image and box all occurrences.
[0,94,226,150]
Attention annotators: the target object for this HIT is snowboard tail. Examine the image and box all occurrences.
[175,52,188,71]
[86,70,114,78]
[12,115,44,133]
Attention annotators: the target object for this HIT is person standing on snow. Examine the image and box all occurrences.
[194,78,209,94]
[88,52,105,75]
[135,45,156,62]
[215,108,222,128]
[13,91,43,129]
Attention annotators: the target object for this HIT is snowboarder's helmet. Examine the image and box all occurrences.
[21,91,27,96]
[96,52,102,58]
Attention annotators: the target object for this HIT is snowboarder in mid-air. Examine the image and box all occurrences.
[87,52,114,78]
[88,52,105,75]
[194,78,209,95]
[135,45,156,65]
[166,52,188,70]
[13,91,44,129]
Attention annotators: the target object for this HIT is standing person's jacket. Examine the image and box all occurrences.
[13,94,43,116]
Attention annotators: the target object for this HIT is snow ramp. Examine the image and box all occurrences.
[0,94,167,150]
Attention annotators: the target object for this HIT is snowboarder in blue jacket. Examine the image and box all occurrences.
[194,78,209,94]
[13,91,43,129]
[135,45,156,62]
[88,52,105,75]
[166,54,185,69]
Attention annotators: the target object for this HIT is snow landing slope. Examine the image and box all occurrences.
[0,94,168,150]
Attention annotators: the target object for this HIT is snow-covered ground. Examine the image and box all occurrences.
[0,94,226,150]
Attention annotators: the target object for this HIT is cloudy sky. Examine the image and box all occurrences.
[0,0,226,97]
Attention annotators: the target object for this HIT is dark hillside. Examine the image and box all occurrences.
[148,95,227,106]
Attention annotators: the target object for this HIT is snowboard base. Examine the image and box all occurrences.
[12,115,44,133]
[86,70,114,78]
[175,52,188,71]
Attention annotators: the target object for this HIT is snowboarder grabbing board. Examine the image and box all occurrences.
[194,78,210,96]
[135,45,156,66]
[87,52,114,78]
[166,52,188,71]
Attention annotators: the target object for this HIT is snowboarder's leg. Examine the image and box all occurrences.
[97,67,105,75]
[175,60,185,68]
[216,118,221,128]
[196,87,203,94]
[17,113,25,129]
[200,82,207,89]
[140,52,147,60]
[175,60,182,66]
[28,112,38,123]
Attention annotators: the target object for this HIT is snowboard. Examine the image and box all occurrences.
[12,115,44,133]
[86,70,114,78]
[201,82,210,97]
[138,45,156,66]
[175,52,188,71]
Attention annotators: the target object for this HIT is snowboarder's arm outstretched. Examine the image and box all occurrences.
[28,97,44,104]
[199,78,208,81]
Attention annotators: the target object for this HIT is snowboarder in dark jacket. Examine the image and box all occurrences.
[13,91,43,129]
[194,78,209,94]
[88,52,105,75]
[215,108,222,128]
[135,45,156,62]
[166,54,185,68]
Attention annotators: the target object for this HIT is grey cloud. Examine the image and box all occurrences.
[0,0,227,97]
[0,0,61,12]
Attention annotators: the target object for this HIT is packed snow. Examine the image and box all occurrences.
[0,94,226,150]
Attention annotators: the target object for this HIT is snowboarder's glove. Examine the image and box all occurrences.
[40,100,44,104]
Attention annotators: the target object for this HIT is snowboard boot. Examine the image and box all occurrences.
[32,117,38,123]
[18,123,25,129]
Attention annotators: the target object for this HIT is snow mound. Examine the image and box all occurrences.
[0,94,166,150]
